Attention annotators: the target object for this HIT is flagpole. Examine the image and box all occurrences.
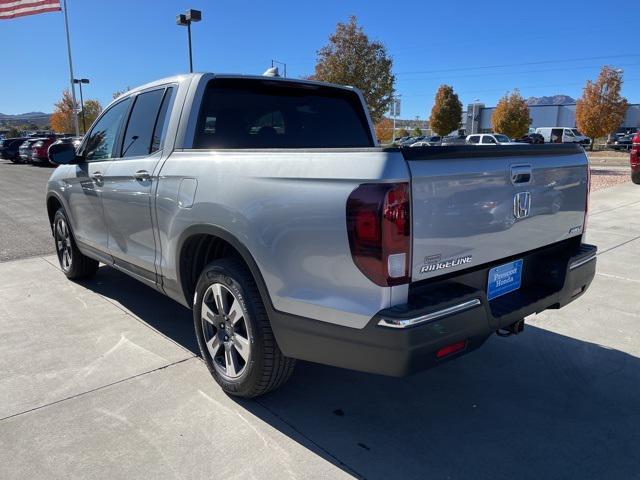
[62,0,79,136]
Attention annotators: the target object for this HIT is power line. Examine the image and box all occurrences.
[400,77,640,99]
[396,54,640,76]
[397,62,640,83]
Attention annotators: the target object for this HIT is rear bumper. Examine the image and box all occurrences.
[271,241,597,376]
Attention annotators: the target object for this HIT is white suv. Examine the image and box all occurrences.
[466,134,523,145]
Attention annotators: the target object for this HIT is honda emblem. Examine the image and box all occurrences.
[513,192,531,219]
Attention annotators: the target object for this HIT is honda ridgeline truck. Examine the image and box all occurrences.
[46,73,597,397]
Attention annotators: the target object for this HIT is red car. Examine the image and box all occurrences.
[631,132,640,185]
[30,136,57,166]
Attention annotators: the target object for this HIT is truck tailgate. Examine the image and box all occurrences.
[403,144,588,281]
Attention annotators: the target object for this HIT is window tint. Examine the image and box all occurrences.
[122,88,168,158]
[84,99,131,161]
[193,79,373,149]
[151,87,174,153]
[468,135,479,144]
[481,136,495,144]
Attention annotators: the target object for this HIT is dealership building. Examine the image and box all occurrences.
[464,103,640,134]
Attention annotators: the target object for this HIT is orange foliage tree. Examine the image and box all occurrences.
[576,66,628,149]
[491,90,531,138]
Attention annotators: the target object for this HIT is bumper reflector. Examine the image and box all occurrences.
[436,340,467,359]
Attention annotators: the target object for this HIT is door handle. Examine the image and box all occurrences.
[91,171,103,183]
[133,170,151,181]
[511,165,532,184]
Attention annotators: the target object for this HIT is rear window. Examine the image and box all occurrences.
[193,79,374,149]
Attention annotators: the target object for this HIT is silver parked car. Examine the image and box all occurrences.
[46,73,597,397]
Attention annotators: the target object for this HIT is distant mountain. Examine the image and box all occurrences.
[0,111,50,119]
[0,111,51,128]
[526,95,576,106]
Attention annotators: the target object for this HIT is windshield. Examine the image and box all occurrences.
[494,135,510,143]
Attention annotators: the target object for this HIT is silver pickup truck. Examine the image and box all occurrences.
[46,73,597,397]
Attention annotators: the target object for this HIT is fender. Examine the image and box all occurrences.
[173,224,275,313]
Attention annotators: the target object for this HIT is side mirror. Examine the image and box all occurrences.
[48,142,80,165]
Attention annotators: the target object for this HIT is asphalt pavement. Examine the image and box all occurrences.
[0,160,639,479]
[0,160,55,261]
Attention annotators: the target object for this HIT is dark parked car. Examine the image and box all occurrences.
[0,137,28,162]
[514,133,544,144]
[607,133,633,151]
[631,131,640,185]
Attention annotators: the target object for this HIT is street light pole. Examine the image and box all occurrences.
[73,78,89,134]
[176,9,201,73]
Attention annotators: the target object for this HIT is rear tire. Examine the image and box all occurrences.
[193,258,296,398]
[632,171,640,185]
[52,208,99,280]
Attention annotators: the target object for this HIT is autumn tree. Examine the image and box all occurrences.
[491,90,531,138]
[312,16,394,123]
[429,85,462,136]
[374,117,393,144]
[50,90,77,134]
[576,66,628,149]
[79,99,102,133]
[412,126,423,136]
[51,90,103,134]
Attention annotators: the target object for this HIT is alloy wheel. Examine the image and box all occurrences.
[54,218,72,272]
[201,283,251,378]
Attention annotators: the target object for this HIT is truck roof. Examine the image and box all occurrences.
[116,73,357,100]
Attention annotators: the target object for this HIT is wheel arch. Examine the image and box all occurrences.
[175,224,274,313]
[46,192,65,232]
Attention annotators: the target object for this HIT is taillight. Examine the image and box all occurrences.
[346,182,411,286]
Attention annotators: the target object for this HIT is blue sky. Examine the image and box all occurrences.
[0,0,638,120]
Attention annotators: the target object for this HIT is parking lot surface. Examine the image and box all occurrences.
[0,161,639,479]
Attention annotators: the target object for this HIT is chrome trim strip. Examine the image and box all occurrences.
[378,298,482,329]
[569,254,597,270]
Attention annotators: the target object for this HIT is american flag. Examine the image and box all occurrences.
[0,0,61,20]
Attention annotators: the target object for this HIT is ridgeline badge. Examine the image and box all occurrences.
[421,254,473,274]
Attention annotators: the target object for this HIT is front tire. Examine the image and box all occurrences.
[193,258,296,397]
[52,208,99,280]
[633,171,640,185]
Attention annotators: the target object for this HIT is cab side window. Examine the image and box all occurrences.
[468,135,479,144]
[122,87,174,158]
[481,135,495,144]
[83,98,131,162]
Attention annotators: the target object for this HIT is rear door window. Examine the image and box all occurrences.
[468,135,479,144]
[193,79,374,149]
[122,87,174,158]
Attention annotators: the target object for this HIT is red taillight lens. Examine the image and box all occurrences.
[436,340,467,359]
[346,183,411,286]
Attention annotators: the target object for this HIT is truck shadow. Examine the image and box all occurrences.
[85,266,640,480]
